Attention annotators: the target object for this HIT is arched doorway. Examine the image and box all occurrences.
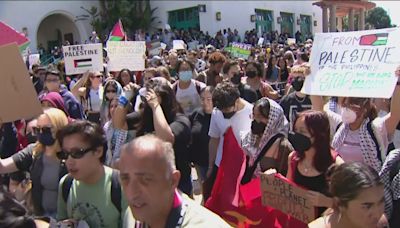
[36,13,81,54]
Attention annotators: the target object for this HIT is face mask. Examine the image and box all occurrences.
[178,70,192,82]
[231,73,241,85]
[341,108,357,124]
[37,132,55,146]
[291,77,304,92]
[251,120,267,135]
[288,132,312,153]
[246,70,257,78]
[222,111,236,119]
[26,132,37,144]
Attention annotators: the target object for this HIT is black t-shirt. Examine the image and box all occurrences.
[189,108,211,166]
[279,92,312,130]
[238,84,258,103]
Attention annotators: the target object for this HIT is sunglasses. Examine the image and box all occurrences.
[106,90,117,93]
[57,146,97,160]
[32,126,52,135]
[91,75,102,79]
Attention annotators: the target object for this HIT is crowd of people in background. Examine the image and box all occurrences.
[2,24,400,228]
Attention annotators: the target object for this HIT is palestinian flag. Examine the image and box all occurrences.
[74,58,92,68]
[0,21,30,53]
[359,33,388,46]
[108,19,126,41]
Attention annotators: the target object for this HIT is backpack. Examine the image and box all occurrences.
[172,80,203,95]
[61,169,121,213]
[335,121,382,162]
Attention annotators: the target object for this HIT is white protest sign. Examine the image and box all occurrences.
[303,28,400,98]
[173,40,185,50]
[287,38,296,45]
[28,54,40,68]
[258,37,264,46]
[107,41,146,71]
[160,42,167,50]
[188,41,199,50]
[148,41,161,57]
[63,43,103,75]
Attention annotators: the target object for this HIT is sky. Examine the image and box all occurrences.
[373,1,400,26]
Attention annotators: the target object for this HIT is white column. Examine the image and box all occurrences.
[359,8,365,30]
[349,8,355,31]
[337,16,343,32]
[329,4,337,32]
[322,6,329,32]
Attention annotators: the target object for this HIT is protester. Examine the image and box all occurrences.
[173,59,206,116]
[41,70,84,120]
[101,79,123,125]
[116,68,135,87]
[119,134,231,227]
[287,110,344,217]
[265,54,281,83]
[204,81,253,200]
[309,162,388,228]
[168,51,179,78]
[243,61,280,100]
[0,108,69,217]
[71,71,104,124]
[222,60,258,103]
[56,120,128,228]
[31,64,44,94]
[241,98,292,178]
[197,51,226,86]
[8,171,33,213]
[40,92,72,121]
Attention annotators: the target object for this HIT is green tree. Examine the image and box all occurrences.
[366,7,392,29]
[81,0,159,41]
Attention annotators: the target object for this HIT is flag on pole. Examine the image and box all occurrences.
[108,19,126,41]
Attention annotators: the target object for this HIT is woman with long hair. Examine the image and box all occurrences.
[265,54,281,83]
[309,162,387,228]
[100,79,123,126]
[0,108,69,217]
[116,68,135,87]
[287,110,344,216]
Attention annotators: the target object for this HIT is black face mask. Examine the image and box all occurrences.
[251,120,267,135]
[222,111,236,119]
[26,132,37,144]
[288,132,312,153]
[246,70,257,78]
[291,77,304,92]
[231,73,241,85]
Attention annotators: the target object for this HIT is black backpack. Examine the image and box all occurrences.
[61,169,122,213]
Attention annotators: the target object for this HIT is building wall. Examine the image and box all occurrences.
[151,1,322,39]
[0,1,99,52]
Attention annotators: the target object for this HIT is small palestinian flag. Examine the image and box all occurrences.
[74,58,92,68]
[359,33,388,46]
[108,19,126,41]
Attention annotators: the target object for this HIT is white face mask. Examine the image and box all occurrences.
[341,108,357,124]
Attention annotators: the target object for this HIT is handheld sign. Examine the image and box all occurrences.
[258,37,264,46]
[148,41,161,57]
[28,54,40,69]
[260,173,315,224]
[303,28,400,98]
[287,38,296,45]
[63,43,103,75]
[107,41,146,71]
[173,40,185,50]
[0,43,42,122]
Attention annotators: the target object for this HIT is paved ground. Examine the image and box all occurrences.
[192,167,203,203]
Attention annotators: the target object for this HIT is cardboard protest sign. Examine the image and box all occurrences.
[0,43,42,122]
[173,40,185,50]
[107,41,146,71]
[287,38,296,45]
[226,42,252,59]
[303,28,400,98]
[63,43,103,75]
[260,173,315,224]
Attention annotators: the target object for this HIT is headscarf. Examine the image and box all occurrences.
[242,98,289,159]
[100,79,123,124]
[40,92,69,117]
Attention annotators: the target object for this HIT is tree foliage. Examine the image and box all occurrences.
[366,7,392,29]
[82,0,159,41]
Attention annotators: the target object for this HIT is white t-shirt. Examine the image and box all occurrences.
[208,100,253,166]
[175,79,206,116]
[337,129,363,162]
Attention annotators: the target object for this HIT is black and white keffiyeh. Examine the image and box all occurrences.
[379,149,400,218]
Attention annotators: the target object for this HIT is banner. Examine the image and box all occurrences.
[225,42,252,59]
[63,43,103,75]
[260,173,315,224]
[303,28,400,98]
[107,41,146,71]
[0,43,42,122]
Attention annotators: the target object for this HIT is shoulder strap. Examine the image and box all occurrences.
[62,175,74,203]
[241,133,283,185]
[111,169,122,214]
[335,122,343,133]
[172,82,178,94]
[367,121,382,162]
[194,80,202,95]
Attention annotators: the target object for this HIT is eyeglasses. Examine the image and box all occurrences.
[32,126,52,135]
[106,90,117,93]
[57,147,96,160]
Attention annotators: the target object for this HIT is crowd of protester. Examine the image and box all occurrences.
[1,27,400,228]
